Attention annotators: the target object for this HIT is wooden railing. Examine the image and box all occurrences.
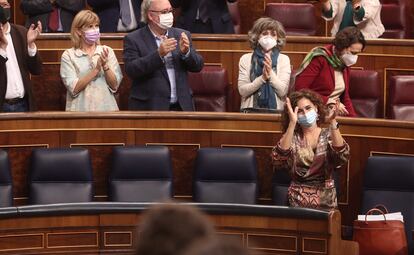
[0,202,358,254]
[33,34,414,115]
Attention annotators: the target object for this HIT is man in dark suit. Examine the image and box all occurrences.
[170,0,237,34]
[87,0,144,33]
[123,0,203,111]
[0,2,42,112]
[20,0,85,33]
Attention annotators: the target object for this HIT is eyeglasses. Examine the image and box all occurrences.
[149,8,173,14]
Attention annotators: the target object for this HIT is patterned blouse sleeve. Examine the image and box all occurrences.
[271,143,294,171]
[328,139,350,168]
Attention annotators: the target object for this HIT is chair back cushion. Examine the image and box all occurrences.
[29,148,93,204]
[188,66,229,112]
[388,75,414,120]
[0,150,12,207]
[194,148,257,204]
[349,70,381,118]
[380,0,412,39]
[227,0,241,33]
[109,146,173,202]
[265,3,317,36]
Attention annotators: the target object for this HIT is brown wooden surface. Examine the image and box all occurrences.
[33,34,414,116]
[0,112,413,227]
[0,207,356,255]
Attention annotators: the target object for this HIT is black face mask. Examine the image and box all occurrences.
[0,6,11,24]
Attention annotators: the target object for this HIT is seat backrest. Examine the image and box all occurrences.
[380,0,412,39]
[0,150,12,207]
[109,146,173,202]
[349,70,381,118]
[188,66,229,112]
[272,170,291,206]
[194,148,257,204]
[388,75,414,121]
[227,0,241,34]
[361,156,414,253]
[29,148,93,204]
[264,3,317,36]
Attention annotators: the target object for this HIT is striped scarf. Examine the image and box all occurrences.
[296,46,345,77]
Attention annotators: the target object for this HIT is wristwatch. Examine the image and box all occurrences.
[331,121,339,130]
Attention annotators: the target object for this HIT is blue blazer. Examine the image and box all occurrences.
[123,26,204,111]
[87,0,142,32]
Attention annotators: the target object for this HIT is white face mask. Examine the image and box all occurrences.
[341,53,358,66]
[157,12,174,30]
[258,35,277,52]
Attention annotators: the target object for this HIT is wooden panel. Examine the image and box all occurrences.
[247,233,298,253]
[0,234,43,252]
[47,232,98,248]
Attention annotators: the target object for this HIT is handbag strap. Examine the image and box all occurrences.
[365,208,387,223]
[373,204,389,214]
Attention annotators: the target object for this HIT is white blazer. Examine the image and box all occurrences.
[322,0,385,39]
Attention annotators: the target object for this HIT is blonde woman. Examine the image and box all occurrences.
[238,17,291,112]
[60,10,122,111]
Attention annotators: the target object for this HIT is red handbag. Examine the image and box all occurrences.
[353,206,408,255]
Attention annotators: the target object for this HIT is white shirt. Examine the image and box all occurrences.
[117,0,138,32]
[149,28,178,104]
[0,23,37,99]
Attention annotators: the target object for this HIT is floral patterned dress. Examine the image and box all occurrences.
[60,45,123,111]
[272,128,350,210]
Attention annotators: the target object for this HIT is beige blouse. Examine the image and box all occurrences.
[238,52,291,111]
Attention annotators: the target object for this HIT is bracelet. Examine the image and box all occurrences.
[330,122,339,130]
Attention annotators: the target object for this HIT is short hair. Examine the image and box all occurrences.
[141,0,153,23]
[248,17,286,50]
[281,89,327,134]
[135,203,214,255]
[333,26,366,52]
[70,10,100,49]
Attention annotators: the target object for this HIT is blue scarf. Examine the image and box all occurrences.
[250,48,279,109]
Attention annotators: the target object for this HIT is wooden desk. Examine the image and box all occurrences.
[34,34,414,114]
[0,203,358,255]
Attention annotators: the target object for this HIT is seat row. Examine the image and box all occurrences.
[0,147,260,206]
[264,0,413,39]
[1,147,413,250]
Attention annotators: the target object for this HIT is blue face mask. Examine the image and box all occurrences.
[297,109,318,128]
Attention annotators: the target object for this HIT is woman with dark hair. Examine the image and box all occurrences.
[238,17,291,112]
[272,89,349,210]
[294,26,366,117]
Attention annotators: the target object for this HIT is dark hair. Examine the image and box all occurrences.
[135,203,214,255]
[281,89,327,134]
[332,26,366,52]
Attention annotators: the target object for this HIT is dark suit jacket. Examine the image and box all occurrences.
[294,45,357,117]
[87,0,143,33]
[20,0,85,32]
[170,0,236,34]
[0,24,42,111]
[123,26,204,111]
